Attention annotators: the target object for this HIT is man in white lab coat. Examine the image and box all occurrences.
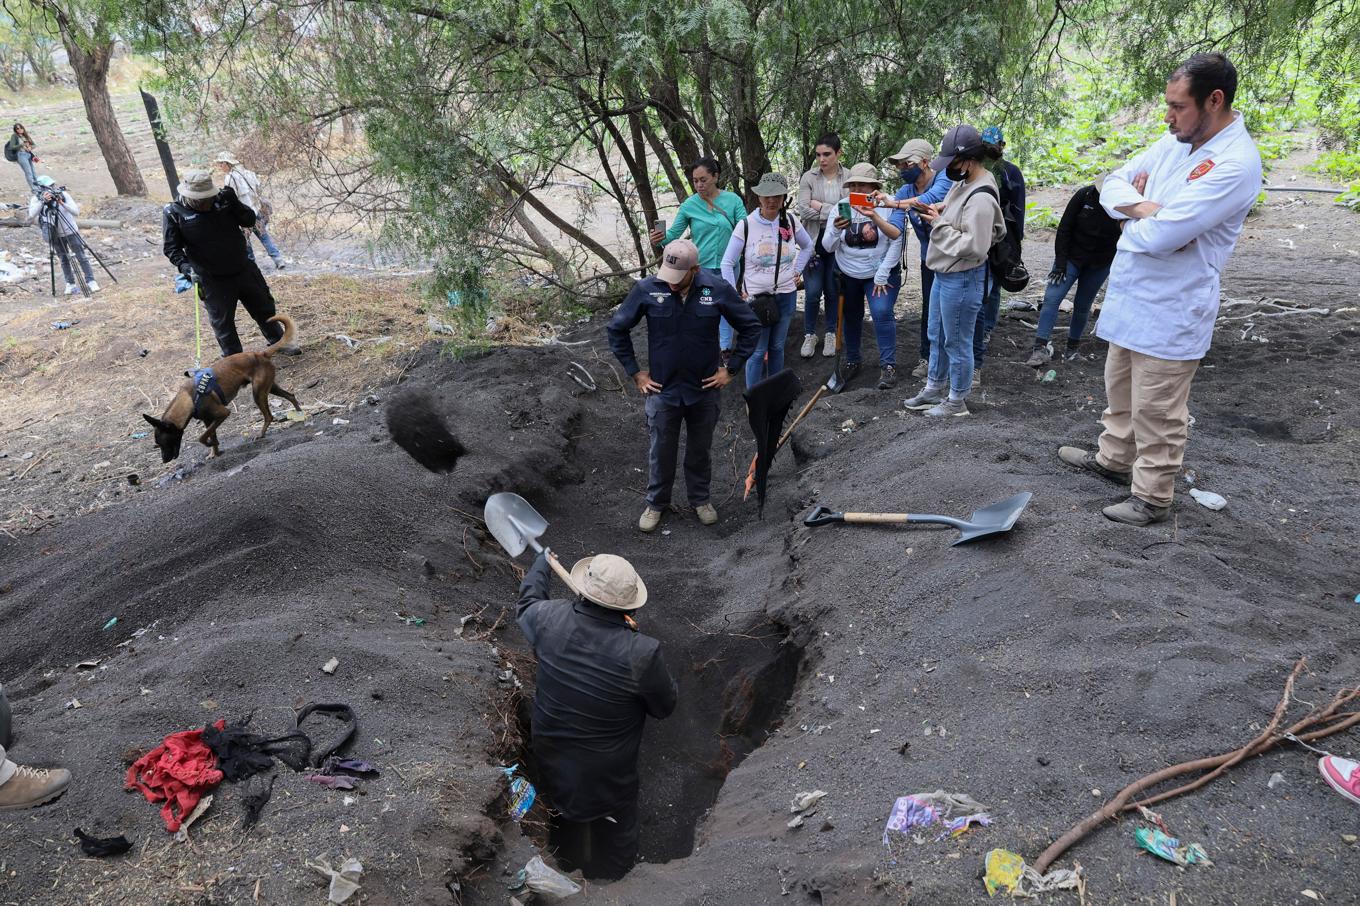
[1058,52,1262,526]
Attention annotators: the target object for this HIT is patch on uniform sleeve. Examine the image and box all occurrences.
[1187,160,1215,181]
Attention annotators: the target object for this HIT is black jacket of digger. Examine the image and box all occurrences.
[162,186,257,278]
[607,270,761,406]
[515,553,677,821]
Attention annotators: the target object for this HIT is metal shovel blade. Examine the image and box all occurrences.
[483,492,549,558]
[951,491,1033,545]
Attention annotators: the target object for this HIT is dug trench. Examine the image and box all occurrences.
[3,186,1360,904]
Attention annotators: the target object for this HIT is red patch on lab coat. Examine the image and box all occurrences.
[1188,160,1215,181]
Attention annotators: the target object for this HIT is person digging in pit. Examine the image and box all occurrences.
[608,237,760,533]
[162,170,299,358]
[515,551,677,880]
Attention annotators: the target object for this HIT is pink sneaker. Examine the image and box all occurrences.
[1319,755,1360,806]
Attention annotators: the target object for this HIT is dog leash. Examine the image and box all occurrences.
[191,282,203,368]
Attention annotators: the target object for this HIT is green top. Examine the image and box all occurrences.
[664,190,746,268]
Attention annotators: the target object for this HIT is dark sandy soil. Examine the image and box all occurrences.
[2,148,1359,906]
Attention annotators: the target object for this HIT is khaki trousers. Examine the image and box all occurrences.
[1096,343,1200,507]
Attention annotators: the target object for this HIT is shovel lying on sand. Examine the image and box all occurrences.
[484,492,579,592]
[802,491,1033,546]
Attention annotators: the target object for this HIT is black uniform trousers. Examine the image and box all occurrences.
[200,262,283,356]
[548,798,640,881]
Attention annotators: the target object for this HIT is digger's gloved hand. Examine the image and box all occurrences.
[174,273,193,294]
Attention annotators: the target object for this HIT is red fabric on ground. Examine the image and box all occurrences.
[125,719,225,832]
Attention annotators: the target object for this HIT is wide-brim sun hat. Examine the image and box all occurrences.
[929,124,984,173]
[886,139,936,166]
[213,152,240,167]
[570,554,648,611]
[844,162,883,187]
[177,169,218,200]
[753,172,790,197]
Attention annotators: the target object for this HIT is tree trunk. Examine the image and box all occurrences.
[61,35,147,196]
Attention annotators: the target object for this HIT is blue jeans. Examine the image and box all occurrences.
[1036,260,1110,343]
[245,225,283,262]
[745,291,797,386]
[801,246,839,335]
[16,150,37,190]
[972,275,1001,364]
[927,265,987,397]
[839,268,901,367]
[918,259,935,360]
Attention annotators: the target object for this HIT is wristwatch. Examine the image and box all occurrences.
[726,363,740,376]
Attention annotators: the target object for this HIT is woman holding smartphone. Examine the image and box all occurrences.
[794,133,848,359]
[819,162,903,390]
[650,157,746,354]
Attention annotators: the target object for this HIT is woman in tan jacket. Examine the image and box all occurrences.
[793,132,848,358]
[902,125,1006,418]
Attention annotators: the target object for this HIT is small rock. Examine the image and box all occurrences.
[1267,771,1286,789]
[1342,834,1357,845]
[1037,756,1050,767]
[321,657,340,675]
[1189,488,1227,511]
[1091,788,1102,797]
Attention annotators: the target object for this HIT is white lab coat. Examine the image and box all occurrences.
[1098,112,1262,360]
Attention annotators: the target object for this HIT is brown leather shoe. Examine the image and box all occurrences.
[0,763,72,810]
[1102,496,1170,527]
[1058,446,1131,484]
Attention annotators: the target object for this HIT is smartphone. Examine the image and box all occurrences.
[652,219,666,233]
[848,191,874,209]
[837,200,852,221]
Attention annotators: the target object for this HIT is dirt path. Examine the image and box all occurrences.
[1,121,1358,906]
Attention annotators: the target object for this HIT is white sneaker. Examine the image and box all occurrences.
[64,283,78,295]
[87,280,100,292]
[822,331,837,357]
[971,367,983,388]
[799,334,817,358]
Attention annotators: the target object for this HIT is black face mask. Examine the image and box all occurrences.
[945,163,969,182]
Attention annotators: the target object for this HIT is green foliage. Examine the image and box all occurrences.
[1335,184,1360,212]
[1025,201,1060,230]
[1312,151,1360,182]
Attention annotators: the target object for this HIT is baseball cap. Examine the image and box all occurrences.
[886,139,936,166]
[657,238,699,283]
[981,126,1005,145]
[929,125,983,173]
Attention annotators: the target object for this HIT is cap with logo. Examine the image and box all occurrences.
[657,238,699,283]
[929,125,984,173]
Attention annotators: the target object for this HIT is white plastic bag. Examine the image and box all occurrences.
[524,855,581,899]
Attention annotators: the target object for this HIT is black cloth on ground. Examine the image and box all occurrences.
[240,775,275,830]
[295,703,357,768]
[74,828,133,857]
[203,718,311,780]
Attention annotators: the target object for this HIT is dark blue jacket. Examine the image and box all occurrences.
[607,270,761,405]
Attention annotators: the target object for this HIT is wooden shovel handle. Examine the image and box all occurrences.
[842,512,910,524]
[543,549,578,592]
[777,384,829,451]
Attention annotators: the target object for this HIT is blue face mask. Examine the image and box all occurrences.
[899,165,922,184]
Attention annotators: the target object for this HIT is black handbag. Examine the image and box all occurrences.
[740,216,786,327]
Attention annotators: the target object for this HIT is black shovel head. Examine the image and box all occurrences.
[386,387,467,473]
[952,491,1033,545]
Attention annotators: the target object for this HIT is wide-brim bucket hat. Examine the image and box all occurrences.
[843,162,883,187]
[570,554,648,611]
[214,152,240,167]
[177,170,217,200]
[753,172,791,197]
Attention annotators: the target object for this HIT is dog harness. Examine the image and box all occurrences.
[189,368,227,420]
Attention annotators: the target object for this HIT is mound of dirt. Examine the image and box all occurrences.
[2,182,1359,905]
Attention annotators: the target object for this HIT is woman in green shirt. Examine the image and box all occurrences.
[650,156,747,351]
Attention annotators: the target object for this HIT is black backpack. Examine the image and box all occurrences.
[964,184,1029,293]
[3,136,18,163]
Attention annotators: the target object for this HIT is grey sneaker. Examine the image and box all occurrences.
[971,367,983,388]
[822,332,837,357]
[910,359,928,379]
[1102,496,1169,527]
[638,507,663,533]
[694,503,718,525]
[0,763,71,810]
[903,386,944,411]
[924,398,970,418]
[1057,446,1131,484]
[1063,344,1083,362]
[1025,343,1053,368]
[877,365,898,390]
[800,334,817,358]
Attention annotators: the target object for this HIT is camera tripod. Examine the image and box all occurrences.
[38,192,116,298]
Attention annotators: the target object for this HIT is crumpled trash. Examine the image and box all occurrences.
[521,855,581,898]
[310,857,364,903]
[1040,369,1057,383]
[1188,488,1227,511]
[306,774,357,791]
[74,828,133,857]
[1134,827,1212,866]
[334,334,360,349]
[788,789,827,828]
[1004,299,1036,311]
[883,790,990,843]
[51,319,78,330]
[982,848,1081,897]
[504,764,536,822]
